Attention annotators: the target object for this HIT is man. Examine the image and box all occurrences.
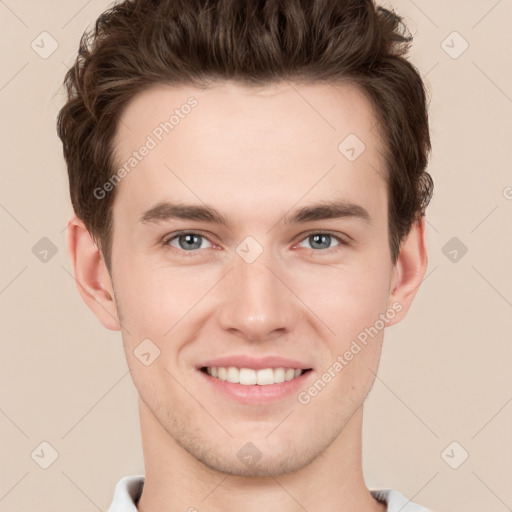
[57,0,435,510]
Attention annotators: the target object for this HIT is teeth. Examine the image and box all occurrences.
[205,366,306,386]
[241,368,257,385]
[227,366,238,383]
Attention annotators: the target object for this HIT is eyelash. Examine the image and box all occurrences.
[160,231,350,257]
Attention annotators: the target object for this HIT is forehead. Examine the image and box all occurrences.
[111,80,387,229]
[114,80,382,153]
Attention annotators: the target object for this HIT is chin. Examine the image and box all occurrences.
[194,446,319,478]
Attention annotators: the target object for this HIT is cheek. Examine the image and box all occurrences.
[290,259,392,338]
[114,259,219,345]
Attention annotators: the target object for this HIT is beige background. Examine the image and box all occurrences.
[1,0,511,511]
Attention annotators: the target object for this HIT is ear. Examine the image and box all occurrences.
[385,217,428,327]
[66,215,122,331]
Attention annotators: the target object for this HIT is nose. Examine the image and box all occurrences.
[216,249,300,344]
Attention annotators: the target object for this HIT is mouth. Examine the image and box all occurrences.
[196,355,315,403]
[200,366,313,386]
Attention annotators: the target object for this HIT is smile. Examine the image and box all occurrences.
[201,366,312,386]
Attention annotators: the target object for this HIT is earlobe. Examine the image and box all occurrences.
[66,215,122,331]
[386,217,428,327]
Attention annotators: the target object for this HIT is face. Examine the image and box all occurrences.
[106,80,400,476]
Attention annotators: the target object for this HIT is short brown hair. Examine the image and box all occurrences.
[57,0,433,271]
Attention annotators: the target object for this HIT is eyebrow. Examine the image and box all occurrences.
[138,199,372,227]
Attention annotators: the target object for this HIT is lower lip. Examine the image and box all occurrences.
[198,369,314,404]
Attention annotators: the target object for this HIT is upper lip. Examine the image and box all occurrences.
[197,355,313,371]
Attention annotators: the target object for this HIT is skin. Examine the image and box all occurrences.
[67,80,427,512]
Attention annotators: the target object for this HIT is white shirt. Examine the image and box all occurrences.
[108,475,432,511]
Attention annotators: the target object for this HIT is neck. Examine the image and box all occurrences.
[136,398,386,512]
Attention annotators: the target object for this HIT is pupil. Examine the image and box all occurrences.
[311,234,330,250]
[180,234,201,250]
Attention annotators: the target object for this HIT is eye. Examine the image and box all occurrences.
[161,230,349,257]
[296,232,347,252]
[164,232,213,252]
